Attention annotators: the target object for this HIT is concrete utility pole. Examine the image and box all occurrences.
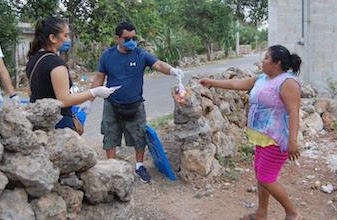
[236,21,240,56]
[236,32,240,56]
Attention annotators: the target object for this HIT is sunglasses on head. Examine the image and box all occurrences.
[121,36,137,42]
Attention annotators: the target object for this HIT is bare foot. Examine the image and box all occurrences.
[240,213,267,220]
[285,212,302,220]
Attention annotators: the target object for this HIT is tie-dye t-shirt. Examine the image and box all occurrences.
[247,73,299,152]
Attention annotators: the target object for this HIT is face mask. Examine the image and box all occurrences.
[123,39,137,51]
[59,40,72,52]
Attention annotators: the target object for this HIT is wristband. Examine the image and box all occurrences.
[9,93,17,99]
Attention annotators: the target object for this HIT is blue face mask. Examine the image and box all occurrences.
[123,39,137,51]
[59,40,72,52]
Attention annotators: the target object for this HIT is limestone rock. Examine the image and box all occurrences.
[80,159,134,204]
[79,199,134,220]
[201,97,214,114]
[208,159,223,178]
[25,98,62,131]
[46,128,97,174]
[206,105,228,133]
[175,117,211,141]
[60,172,84,189]
[0,150,59,197]
[0,106,40,154]
[173,89,203,124]
[0,171,8,196]
[315,98,330,114]
[0,142,3,161]
[53,185,84,220]
[320,184,334,194]
[301,104,316,114]
[181,143,216,176]
[301,83,318,98]
[0,188,35,220]
[31,193,67,220]
[304,112,324,132]
[329,99,337,118]
[322,112,336,131]
[34,129,49,147]
[212,131,237,157]
[301,98,316,107]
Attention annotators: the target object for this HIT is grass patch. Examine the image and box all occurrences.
[238,142,255,163]
[148,113,174,130]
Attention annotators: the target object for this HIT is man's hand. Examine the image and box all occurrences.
[89,86,115,98]
[9,93,20,104]
[170,68,184,80]
[287,141,300,161]
[79,100,92,114]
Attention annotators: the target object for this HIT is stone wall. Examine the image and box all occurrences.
[172,68,337,181]
[172,68,253,181]
[0,99,134,220]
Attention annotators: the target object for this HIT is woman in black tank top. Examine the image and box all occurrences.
[26,16,115,131]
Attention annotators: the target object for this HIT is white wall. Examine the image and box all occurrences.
[268,0,337,91]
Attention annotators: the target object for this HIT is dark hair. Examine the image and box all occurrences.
[268,45,302,75]
[115,21,136,37]
[27,16,67,58]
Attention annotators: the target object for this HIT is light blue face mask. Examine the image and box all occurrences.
[123,39,137,51]
[59,40,72,52]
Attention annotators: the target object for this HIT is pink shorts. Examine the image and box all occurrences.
[254,145,288,184]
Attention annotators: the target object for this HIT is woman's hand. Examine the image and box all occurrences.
[199,78,213,88]
[287,141,300,161]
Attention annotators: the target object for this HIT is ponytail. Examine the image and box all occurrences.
[27,17,67,59]
[290,54,302,75]
[27,20,44,58]
[268,45,302,76]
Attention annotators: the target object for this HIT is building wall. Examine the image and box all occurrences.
[16,23,34,66]
[16,34,34,66]
[268,0,337,91]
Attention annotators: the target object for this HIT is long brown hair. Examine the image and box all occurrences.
[27,16,67,58]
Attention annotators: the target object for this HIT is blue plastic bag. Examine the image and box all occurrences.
[145,125,176,181]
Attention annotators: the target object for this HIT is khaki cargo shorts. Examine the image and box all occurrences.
[101,100,147,150]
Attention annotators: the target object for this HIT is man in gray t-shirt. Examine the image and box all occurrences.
[0,45,20,106]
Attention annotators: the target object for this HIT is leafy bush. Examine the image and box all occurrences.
[152,26,182,64]
[325,76,337,99]
[148,113,173,130]
[239,25,268,49]
[74,42,105,72]
[0,1,19,77]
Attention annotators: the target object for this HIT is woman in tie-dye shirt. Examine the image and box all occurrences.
[200,45,302,220]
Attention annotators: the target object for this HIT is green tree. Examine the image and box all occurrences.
[228,0,268,26]
[180,0,234,60]
[0,0,19,76]
[126,0,162,39]
[246,0,268,27]
[73,0,162,70]
[152,26,182,64]
[157,0,183,29]
[16,0,59,22]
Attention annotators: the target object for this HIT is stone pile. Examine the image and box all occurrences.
[177,51,235,68]
[299,86,337,138]
[0,99,134,220]
[172,68,337,181]
[172,67,253,181]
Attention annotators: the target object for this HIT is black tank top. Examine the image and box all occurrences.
[26,51,73,116]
